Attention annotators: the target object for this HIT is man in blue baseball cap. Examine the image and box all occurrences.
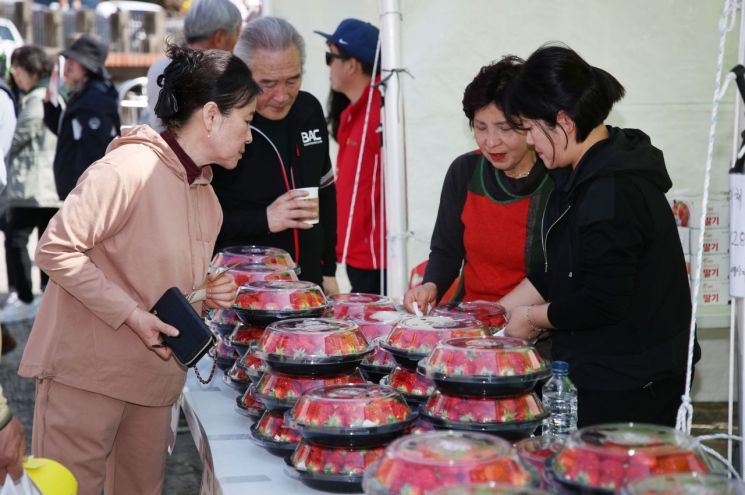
[315,19,386,294]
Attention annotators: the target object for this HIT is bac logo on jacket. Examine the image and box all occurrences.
[301,129,323,146]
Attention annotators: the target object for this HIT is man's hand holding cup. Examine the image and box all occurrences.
[267,187,320,233]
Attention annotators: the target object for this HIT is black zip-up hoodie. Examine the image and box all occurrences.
[211,91,337,286]
[529,126,696,391]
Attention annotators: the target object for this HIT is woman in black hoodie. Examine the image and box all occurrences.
[499,44,695,427]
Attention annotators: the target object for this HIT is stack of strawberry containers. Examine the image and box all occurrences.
[207,245,299,377]
[284,383,417,491]
[248,317,373,458]
[324,293,404,383]
[417,336,551,441]
[379,316,488,411]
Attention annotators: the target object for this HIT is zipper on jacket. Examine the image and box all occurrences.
[540,191,571,272]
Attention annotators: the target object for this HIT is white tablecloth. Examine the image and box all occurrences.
[180,356,318,495]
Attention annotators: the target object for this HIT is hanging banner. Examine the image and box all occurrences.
[729,172,745,296]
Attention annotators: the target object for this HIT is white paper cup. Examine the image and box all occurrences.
[295,186,319,224]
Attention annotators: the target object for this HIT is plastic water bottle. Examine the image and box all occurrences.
[541,361,578,437]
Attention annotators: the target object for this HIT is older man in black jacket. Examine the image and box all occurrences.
[212,17,338,293]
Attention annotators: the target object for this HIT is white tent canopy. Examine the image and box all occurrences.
[267,0,739,408]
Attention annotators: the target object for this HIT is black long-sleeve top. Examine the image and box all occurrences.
[211,91,337,286]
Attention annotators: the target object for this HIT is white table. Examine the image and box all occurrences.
[180,356,318,495]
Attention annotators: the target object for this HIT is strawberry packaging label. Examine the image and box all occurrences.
[256,318,370,362]
[291,441,385,476]
[423,391,546,425]
[228,262,298,287]
[290,384,413,431]
[253,370,365,410]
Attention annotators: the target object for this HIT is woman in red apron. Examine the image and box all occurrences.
[404,56,552,313]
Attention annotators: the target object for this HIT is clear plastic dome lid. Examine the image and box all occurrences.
[551,423,709,491]
[236,349,267,378]
[430,483,551,495]
[214,334,239,360]
[423,391,546,425]
[229,262,298,286]
[227,361,250,383]
[226,324,265,347]
[363,431,533,495]
[432,301,507,331]
[290,384,412,430]
[237,386,265,414]
[253,370,366,408]
[291,440,386,476]
[421,337,549,379]
[255,318,370,363]
[384,316,487,357]
[623,473,745,495]
[326,293,393,319]
[356,309,402,341]
[233,280,327,312]
[212,245,296,269]
[254,410,301,444]
[208,308,239,326]
[386,367,435,397]
[361,340,396,369]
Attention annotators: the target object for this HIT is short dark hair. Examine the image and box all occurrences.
[10,45,53,80]
[155,44,261,130]
[503,43,625,142]
[461,55,523,128]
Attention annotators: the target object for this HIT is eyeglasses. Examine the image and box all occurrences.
[325,52,350,66]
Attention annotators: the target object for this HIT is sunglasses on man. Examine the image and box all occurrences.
[325,51,350,66]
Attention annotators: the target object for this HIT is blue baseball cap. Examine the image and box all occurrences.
[314,18,379,65]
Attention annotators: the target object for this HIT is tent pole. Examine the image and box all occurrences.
[379,0,409,298]
[732,2,745,477]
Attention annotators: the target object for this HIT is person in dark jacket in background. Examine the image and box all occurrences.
[43,34,120,200]
[213,16,339,293]
[499,44,696,427]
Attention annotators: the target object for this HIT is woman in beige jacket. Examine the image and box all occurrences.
[19,45,261,494]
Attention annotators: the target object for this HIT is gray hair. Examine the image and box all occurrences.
[184,0,242,43]
[234,16,306,70]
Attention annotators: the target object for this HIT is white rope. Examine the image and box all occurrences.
[340,36,383,270]
[696,434,744,478]
[677,0,739,434]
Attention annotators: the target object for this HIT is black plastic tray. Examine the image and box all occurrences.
[359,365,391,384]
[258,349,372,376]
[544,458,613,495]
[291,416,417,448]
[211,322,239,337]
[214,356,238,372]
[248,424,298,457]
[284,457,363,493]
[251,389,296,412]
[234,396,264,421]
[422,413,546,441]
[377,342,426,370]
[234,306,327,325]
[419,364,552,397]
[223,372,250,393]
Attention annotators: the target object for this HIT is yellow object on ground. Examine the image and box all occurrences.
[23,457,77,495]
